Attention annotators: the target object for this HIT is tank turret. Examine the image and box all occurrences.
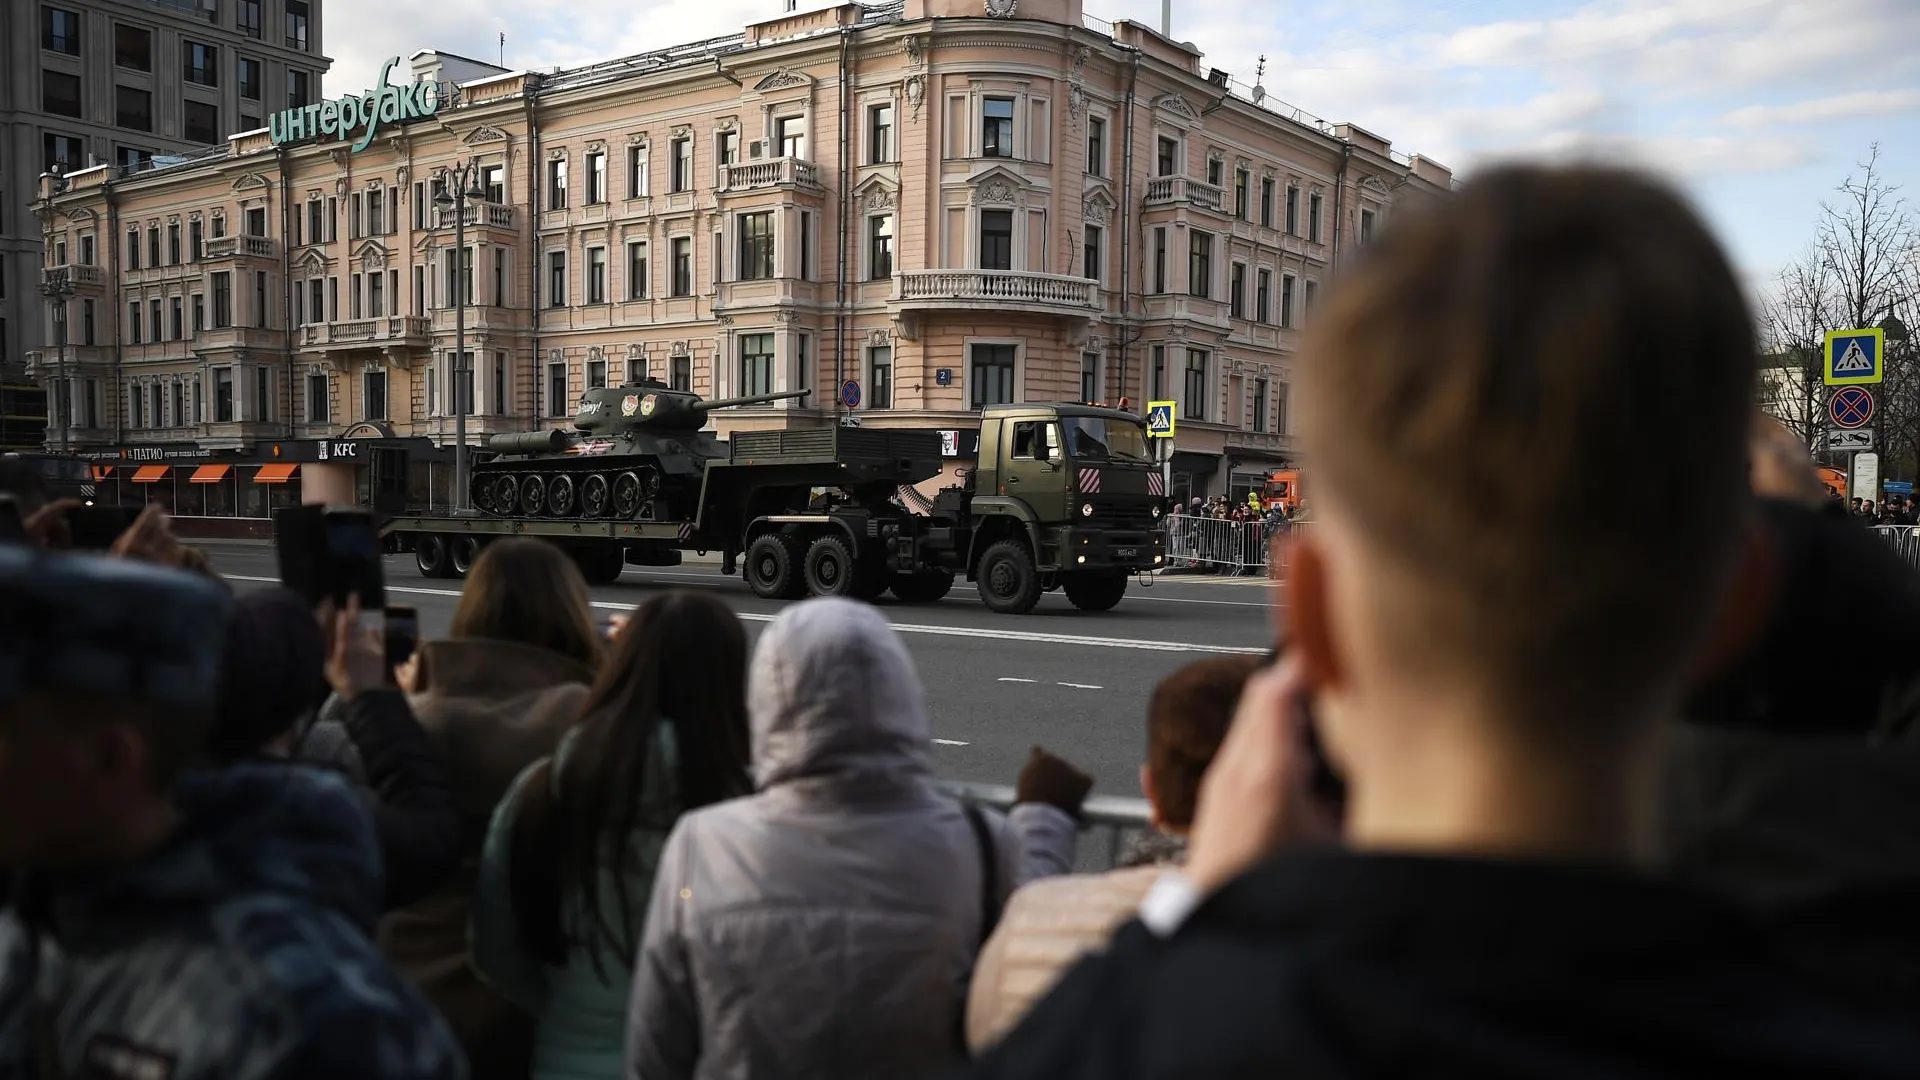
[469,380,813,524]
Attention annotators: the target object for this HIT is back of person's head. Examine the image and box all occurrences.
[0,455,48,516]
[0,547,231,870]
[448,537,601,669]
[1144,656,1262,832]
[207,586,328,761]
[517,591,752,970]
[748,597,928,787]
[1297,163,1755,731]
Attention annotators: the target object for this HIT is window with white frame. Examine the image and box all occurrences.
[547,362,568,417]
[982,97,1014,158]
[1260,177,1274,228]
[775,116,805,159]
[484,163,505,203]
[492,353,509,415]
[670,137,691,191]
[587,247,607,304]
[628,144,649,197]
[1281,273,1295,328]
[869,345,892,409]
[587,354,607,389]
[671,238,692,296]
[867,215,892,280]
[307,372,328,422]
[739,333,774,396]
[1152,228,1166,292]
[738,212,774,281]
[1156,136,1178,176]
[627,241,649,300]
[1252,376,1268,433]
[1360,207,1376,243]
[979,211,1013,271]
[1188,231,1212,299]
[868,103,893,164]
[586,151,606,204]
[1230,263,1245,319]
[1308,192,1323,242]
[547,251,567,307]
[718,129,739,167]
[969,343,1016,408]
[1086,117,1106,177]
[670,351,690,391]
[1275,381,1289,434]
[1080,351,1099,403]
[548,157,568,209]
[1256,268,1271,324]
[1183,349,1208,420]
[794,333,810,392]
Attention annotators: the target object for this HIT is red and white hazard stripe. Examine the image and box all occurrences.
[1146,472,1164,497]
[678,523,693,540]
[1078,467,1101,494]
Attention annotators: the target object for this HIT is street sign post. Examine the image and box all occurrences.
[1830,386,1875,429]
[1824,328,1885,386]
[1853,451,1881,505]
[1826,427,1874,453]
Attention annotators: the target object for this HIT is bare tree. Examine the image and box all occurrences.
[1757,250,1836,450]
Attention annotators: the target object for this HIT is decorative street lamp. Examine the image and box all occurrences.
[434,163,486,512]
[39,272,75,453]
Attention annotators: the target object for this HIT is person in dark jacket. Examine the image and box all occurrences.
[0,546,466,1079]
[962,165,1920,1079]
[209,586,462,911]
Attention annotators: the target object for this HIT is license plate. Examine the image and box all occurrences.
[1115,548,1138,558]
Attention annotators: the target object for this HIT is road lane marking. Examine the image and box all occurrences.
[226,576,1266,655]
[1057,682,1104,690]
[997,677,1037,684]
[932,739,970,746]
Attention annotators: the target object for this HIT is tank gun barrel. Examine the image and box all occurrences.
[693,388,812,412]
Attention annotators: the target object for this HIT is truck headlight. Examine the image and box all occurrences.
[1081,503,1093,517]
[1151,505,1162,519]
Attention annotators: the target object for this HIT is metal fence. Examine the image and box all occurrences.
[938,780,1152,874]
[1874,525,1920,570]
[1161,515,1296,577]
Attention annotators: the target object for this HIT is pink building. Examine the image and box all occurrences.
[29,0,1450,518]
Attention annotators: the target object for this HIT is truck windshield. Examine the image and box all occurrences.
[1060,417,1151,463]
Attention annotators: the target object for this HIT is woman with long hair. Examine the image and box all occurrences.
[380,537,605,1080]
[472,590,752,1080]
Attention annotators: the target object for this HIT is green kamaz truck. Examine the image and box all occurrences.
[385,382,1167,615]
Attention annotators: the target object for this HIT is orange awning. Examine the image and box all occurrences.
[253,463,299,484]
[189,464,231,483]
[130,465,169,483]
[91,465,114,480]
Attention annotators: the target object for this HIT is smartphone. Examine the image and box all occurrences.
[64,504,144,550]
[385,605,420,670]
[0,497,25,544]
[273,504,387,610]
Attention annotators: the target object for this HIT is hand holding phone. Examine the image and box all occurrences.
[385,605,420,672]
[274,505,386,611]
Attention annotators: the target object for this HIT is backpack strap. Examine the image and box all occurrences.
[962,803,1003,948]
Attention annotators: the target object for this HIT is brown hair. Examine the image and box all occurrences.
[1146,655,1263,828]
[1299,164,1755,727]
[448,538,602,670]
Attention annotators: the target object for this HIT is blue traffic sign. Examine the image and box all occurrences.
[1825,328,1885,386]
[1145,400,1177,439]
[840,380,861,409]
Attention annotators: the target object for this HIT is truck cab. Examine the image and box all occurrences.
[965,404,1166,613]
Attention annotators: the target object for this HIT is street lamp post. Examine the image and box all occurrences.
[435,165,486,512]
[40,274,74,453]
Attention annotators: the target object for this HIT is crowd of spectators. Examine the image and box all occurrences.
[4,162,1918,1078]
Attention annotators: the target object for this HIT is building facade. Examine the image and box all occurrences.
[4,0,330,387]
[27,0,1449,518]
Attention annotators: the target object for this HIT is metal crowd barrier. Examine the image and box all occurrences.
[938,780,1152,874]
[1160,515,1298,576]
[1873,525,1920,570]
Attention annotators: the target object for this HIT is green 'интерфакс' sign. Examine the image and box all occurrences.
[269,57,442,153]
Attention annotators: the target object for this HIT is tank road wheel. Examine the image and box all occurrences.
[889,570,955,603]
[451,536,482,577]
[581,474,612,519]
[977,540,1042,615]
[745,533,804,600]
[469,475,494,515]
[414,533,453,579]
[1062,571,1128,612]
[548,474,579,518]
[520,474,548,517]
[490,474,520,515]
[803,534,861,600]
[613,472,645,519]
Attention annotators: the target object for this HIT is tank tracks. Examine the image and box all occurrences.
[470,459,667,521]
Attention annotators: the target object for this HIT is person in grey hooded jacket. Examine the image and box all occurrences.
[623,597,1081,1080]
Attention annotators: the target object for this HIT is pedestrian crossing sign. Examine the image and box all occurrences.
[1146,400,1177,438]
[1824,328,1884,386]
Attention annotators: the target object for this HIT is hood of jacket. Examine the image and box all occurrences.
[408,637,595,816]
[40,763,381,938]
[748,598,932,789]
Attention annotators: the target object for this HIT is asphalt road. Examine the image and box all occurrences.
[200,541,1277,801]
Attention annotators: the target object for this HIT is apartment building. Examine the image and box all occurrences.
[3,0,329,392]
[27,0,1449,517]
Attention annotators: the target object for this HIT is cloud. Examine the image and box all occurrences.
[1722,89,1920,128]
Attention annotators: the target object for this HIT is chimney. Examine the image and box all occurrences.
[1207,68,1229,88]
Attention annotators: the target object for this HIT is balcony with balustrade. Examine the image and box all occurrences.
[431,201,518,243]
[299,316,432,354]
[40,264,107,294]
[719,157,823,194]
[1143,175,1226,213]
[201,236,278,264]
[888,269,1099,341]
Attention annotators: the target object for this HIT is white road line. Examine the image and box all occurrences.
[614,568,1280,610]
[931,739,970,747]
[225,576,1267,655]
[1057,682,1104,690]
[997,677,1038,684]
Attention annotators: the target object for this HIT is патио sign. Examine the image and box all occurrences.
[269,57,442,153]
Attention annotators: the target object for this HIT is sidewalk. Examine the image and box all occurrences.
[188,535,727,566]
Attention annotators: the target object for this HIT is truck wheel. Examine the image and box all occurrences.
[415,534,452,579]
[450,536,482,577]
[1062,571,1128,612]
[576,546,624,586]
[803,535,861,599]
[889,570,955,603]
[977,540,1041,615]
[746,533,804,600]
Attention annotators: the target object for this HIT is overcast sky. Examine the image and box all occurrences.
[317,0,1920,287]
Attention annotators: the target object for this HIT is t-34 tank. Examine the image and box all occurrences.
[473,379,811,521]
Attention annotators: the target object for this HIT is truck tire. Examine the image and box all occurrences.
[450,536,482,577]
[803,534,861,599]
[414,534,452,579]
[746,533,804,600]
[576,545,625,586]
[977,540,1042,615]
[889,570,955,603]
[1062,571,1128,612]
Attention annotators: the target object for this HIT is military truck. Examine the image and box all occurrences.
[384,387,1167,614]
